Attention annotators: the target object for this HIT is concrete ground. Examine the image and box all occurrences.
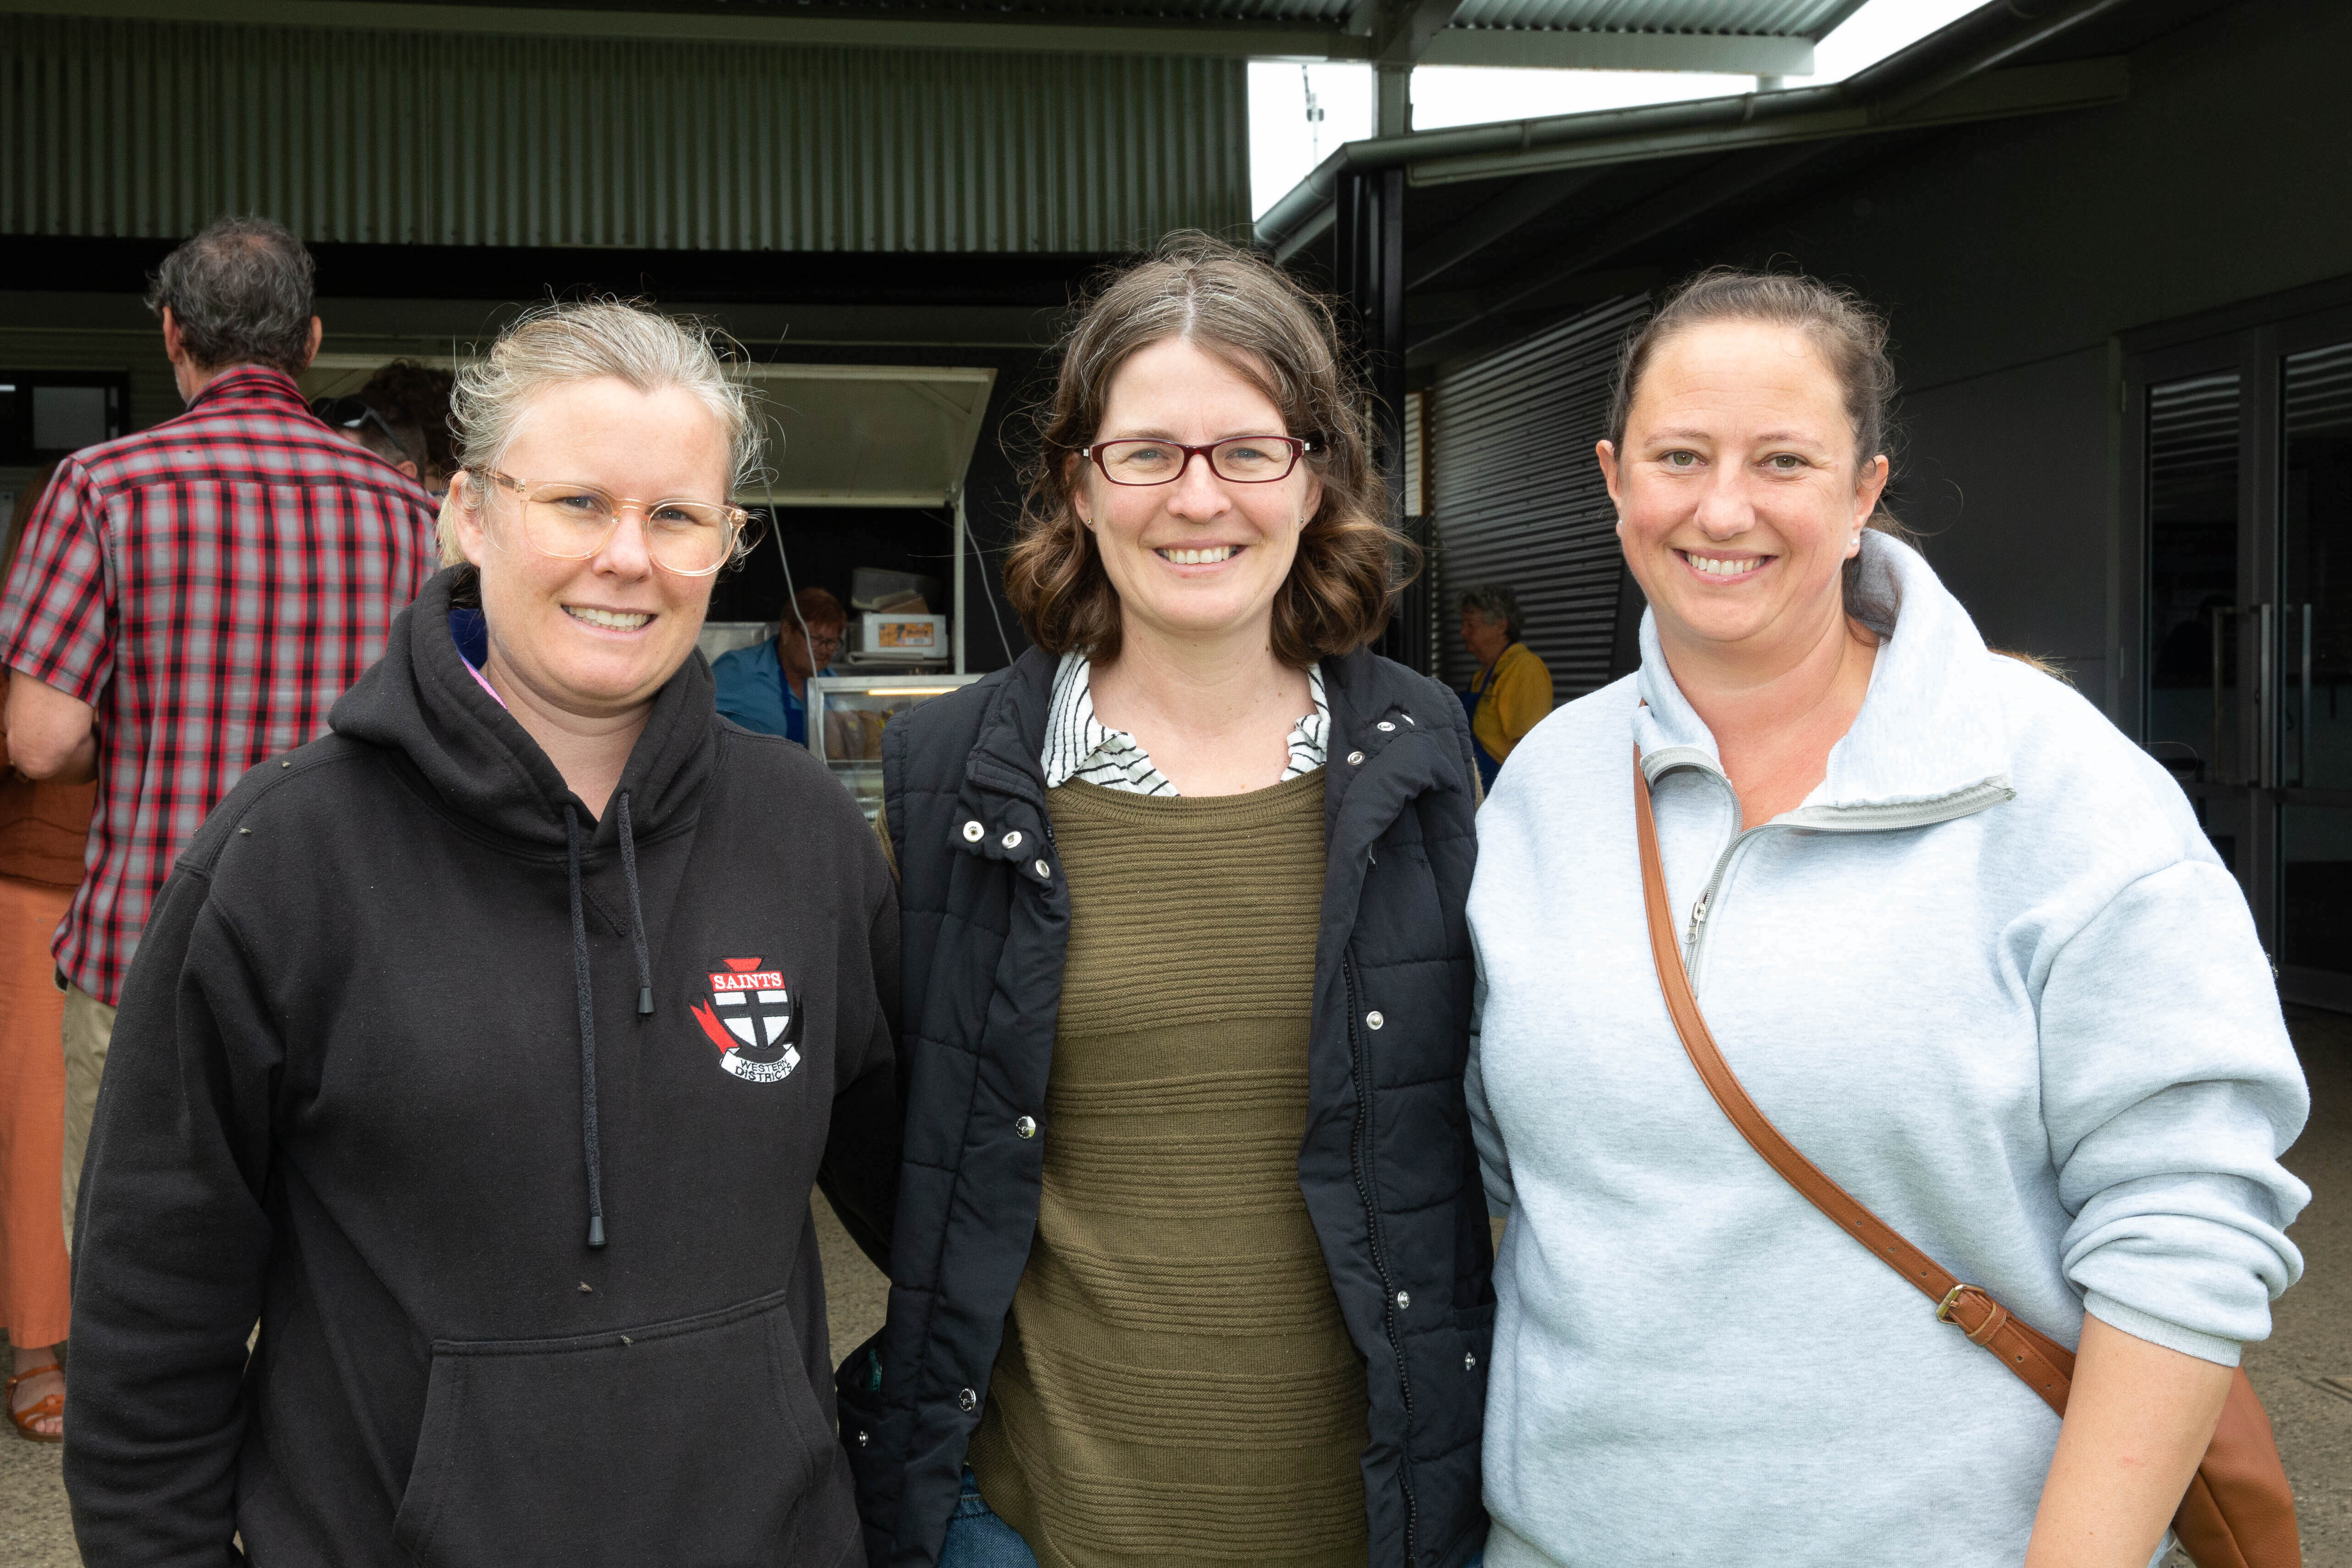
[813,1187,892,1360]
[4,1020,2346,1566]
[2240,1007,2352,1564]
[0,1336,66,1565]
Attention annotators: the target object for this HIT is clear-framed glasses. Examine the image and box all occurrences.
[470,469,756,577]
[1081,436,1313,487]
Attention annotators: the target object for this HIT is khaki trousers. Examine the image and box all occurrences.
[60,982,115,1254]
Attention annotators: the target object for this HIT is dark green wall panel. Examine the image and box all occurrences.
[0,12,1249,252]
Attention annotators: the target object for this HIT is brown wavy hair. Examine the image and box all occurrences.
[1003,232,1407,666]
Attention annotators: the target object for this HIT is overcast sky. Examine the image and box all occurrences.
[1249,0,1989,217]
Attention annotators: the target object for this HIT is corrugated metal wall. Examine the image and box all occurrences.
[0,13,1250,253]
[1433,293,1651,698]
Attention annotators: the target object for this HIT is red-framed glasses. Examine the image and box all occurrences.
[1081,436,1313,486]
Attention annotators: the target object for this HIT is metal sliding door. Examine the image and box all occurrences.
[1432,294,1651,699]
[2142,365,2257,885]
[2276,339,2352,988]
[2133,295,2352,1008]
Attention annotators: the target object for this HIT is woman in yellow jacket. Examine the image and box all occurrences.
[1459,584,1553,791]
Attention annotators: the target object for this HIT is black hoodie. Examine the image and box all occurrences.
[62,567,900,1568]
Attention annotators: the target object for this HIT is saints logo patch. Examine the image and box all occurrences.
[689,957,803,1083]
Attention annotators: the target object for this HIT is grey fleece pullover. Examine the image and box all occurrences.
[1464,533,2308,1568]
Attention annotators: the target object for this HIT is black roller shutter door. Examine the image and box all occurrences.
[1434,294,1651,701]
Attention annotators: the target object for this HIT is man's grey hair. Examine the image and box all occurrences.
[1459,584,1523,643]
[143,216,315,376]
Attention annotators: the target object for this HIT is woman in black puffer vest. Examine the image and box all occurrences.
[841,234,1492,1568]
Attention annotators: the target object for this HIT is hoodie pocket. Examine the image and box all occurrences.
[392,1288,838,1568]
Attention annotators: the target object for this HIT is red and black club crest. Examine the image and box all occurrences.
[689,958,803,1083]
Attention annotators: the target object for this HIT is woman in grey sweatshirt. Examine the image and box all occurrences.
[1464,271,2308,1568]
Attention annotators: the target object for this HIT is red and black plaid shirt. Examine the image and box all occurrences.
[0,366,436,1004]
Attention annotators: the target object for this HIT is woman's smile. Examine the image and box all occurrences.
[1676,549,1773,583]
[562,603,656,633]
[1154,543,1243,569]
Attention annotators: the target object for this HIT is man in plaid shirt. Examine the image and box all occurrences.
[0,215,435,1258]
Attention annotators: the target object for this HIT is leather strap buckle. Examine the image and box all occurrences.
[1934,1283,2010,1346]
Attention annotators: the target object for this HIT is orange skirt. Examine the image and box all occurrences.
[0,875,72,1349]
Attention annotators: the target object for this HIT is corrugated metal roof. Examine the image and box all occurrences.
[585,0,1851,32]
[792,0,1360,17]
[0,12,1249,252]
[1447,0,1861,35]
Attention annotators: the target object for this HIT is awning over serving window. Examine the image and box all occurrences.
[742,365,997,510]
[300,356,996,510]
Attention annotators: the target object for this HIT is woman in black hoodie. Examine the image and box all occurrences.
[62,301,899,1568]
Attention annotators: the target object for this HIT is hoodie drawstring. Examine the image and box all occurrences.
[562,793,656,1250]
[616,790,654,1016]
[564,804,608,1249]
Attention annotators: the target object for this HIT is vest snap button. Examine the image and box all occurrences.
[962,820,984,842]
[1015,1115,1038,1139]
[1034,859,1051,878]
[1347,751,1365,766]
[1395,1290,1410,1310]
[1464,1351,1477,1371]
[957,1387,978,1412]
[1366,1010,1384,1030]
[1001,829,1023,850]
[1376,720,1396,732]
[856,1429,870,1447]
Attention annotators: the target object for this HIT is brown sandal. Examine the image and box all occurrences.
[6,1361,63,1443]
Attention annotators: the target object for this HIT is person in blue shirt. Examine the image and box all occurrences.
[712,586,845,744]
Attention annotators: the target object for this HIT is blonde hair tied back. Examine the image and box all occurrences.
[435,299,765,567]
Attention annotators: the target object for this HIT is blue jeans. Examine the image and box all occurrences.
[938,1470,1041,1568]
[935,1469,1485,1568]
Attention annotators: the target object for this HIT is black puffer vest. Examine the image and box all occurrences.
[841,645,1491,1568]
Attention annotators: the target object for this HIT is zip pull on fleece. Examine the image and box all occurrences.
[564,804,609,1249]
[616,790,654,1016]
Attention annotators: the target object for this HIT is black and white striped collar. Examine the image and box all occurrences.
[1041,649,1330,795]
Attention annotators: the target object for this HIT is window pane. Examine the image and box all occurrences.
[2279,341,2352,972]
[31,385,108,453]
[2282,342,2352,787]
[2146,371,2242,780]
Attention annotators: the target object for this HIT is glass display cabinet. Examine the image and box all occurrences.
[805,674,983,820]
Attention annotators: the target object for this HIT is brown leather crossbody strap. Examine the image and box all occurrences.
[1631,749,2077,1414]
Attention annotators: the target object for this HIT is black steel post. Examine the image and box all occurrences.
[1337,167,1420,671]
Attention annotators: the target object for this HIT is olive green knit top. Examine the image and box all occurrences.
[965,771,1369,1568]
